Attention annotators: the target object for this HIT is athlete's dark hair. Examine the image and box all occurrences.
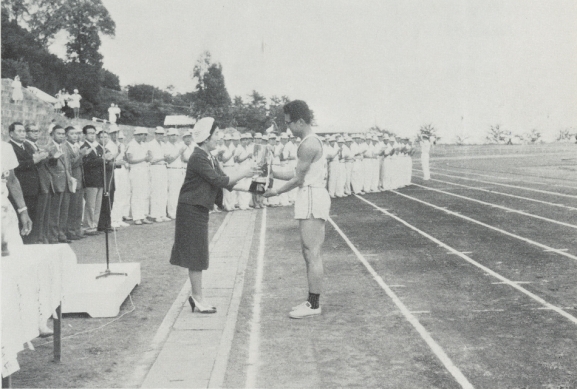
[283,100,312,125]
[83,125,96,134]
[65,126,76,133]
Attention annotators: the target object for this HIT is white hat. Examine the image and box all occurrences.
[167,128,179,136]
[192,117,216,143]
[182,130,192,137]
[223,134,232,141]
[280,133,289,139]
[296,137,302,142]
[254,132,262,139]
[262,134,269,140]
[329,135,337,142]
[108,124,119,133]
[268,133,277,140]
[345,136,353,142]
[324,135,331,140]
[154,126,166,135]
[118,131,125,139]
[134,127,148,135]
[232,132,241,140]
[383,134,389,140]
[337,137,345,143]
[240,133,249,139]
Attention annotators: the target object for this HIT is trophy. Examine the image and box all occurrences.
[248,144,273,194]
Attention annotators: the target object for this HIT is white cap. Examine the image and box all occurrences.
[192,117,216,143]
[345,136,353,142]
[134,127,148,135]
[329,135,337,142]
[337,137,345,143]
[262,134,269,140]
[167,128,179,136]
[232,132,241,140]
[223,134,232,141]
[254,133,262,139]
[280,133,289,139]
[118,131,125,139]
[108,124,119,133]
[154,126,166,135]
[268,133,277,139]
[182,130,192,137]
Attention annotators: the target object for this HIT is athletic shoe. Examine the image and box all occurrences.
[119,221,130,227]
[291,301,309,310]
[111,221,121,228]
[134,220,143,225]
[142,219,153,224]
[289,302,321,319]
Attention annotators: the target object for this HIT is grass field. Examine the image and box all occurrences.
[9,147,577,388]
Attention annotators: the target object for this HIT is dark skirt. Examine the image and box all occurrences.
[170,204,209,271]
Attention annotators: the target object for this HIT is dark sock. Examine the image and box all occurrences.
[308,293,320,309]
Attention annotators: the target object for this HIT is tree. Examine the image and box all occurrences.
[455,135,469,145]
[101,68,120,91]
[486,124,506,144]
[523,128,541,144]
[191,51,231,124]
[418,124,439,142]
[556,128,575,142]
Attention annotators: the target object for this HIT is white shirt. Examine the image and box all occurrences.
[148,139,165,165]
[126,139,149,166]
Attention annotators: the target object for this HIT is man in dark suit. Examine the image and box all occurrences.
[44,125,75,244]
[24,123,51,243]
[8,122,41,243]
[81,125,105,235]
[63,126,88,240]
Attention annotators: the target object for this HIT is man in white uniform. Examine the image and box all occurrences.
[343,136,354,196]
[264,100,330,319]
[165,129,186,219]
[110,130,130,227]
[420,136,431,180]
[220,134,237,211]
[266,133,281,206]
[126,127,152,225]
[148,127,169,222]
[334,136,347,197]
[235,133,253,210]
[351,134,365,195]
[326,136,339,198]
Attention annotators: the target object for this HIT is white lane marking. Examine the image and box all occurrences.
[491,282,533,285]
[412,183,577,230]
[417,176,577,211]
[447,251,473,255]
[544,248,568,252]
[355,195,577,326]
[245,208,267,389]
[433,166,577,191]
[471,309,505,312]
[328,217,475,389]
[420,169,577,199]
[391,190,577,262]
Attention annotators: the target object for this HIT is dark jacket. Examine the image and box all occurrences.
[81,141,105,188]
[43,141,74,193]
[25,139,52,194]
[63,141,84,190]
[10,140,39,196]
[178,147,232,210]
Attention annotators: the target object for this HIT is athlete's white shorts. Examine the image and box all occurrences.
[294,186,331,221]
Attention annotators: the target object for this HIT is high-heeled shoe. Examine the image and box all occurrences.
[188,296,216,314]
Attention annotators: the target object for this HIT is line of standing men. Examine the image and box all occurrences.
[323,131,416,198]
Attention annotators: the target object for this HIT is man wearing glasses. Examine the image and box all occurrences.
[264,100,330,319]
[24,123,51,243]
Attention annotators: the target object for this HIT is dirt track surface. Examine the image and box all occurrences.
[10,150,577,388]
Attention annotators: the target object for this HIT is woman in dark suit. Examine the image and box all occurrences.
[170,117,256,313]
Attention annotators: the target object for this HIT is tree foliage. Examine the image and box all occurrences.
[486,124,507,144]
[191,51,231,124]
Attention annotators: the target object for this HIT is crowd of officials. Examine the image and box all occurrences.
[5,119,424,247]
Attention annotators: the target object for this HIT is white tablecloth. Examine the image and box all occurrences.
[1,244,77,377]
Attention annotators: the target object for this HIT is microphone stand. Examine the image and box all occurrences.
[97,148,127,279]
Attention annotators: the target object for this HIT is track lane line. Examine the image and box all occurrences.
[354,195,577,326]
[411,183,577,230]
[328,217,475,389]
[432,166,577,190]
[389,190,577,261]
[412,175,577,211]
[245,208,267,388]
[419,169,577,199]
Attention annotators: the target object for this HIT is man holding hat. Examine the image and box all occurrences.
[126,127,153,225]
[148,127,170,222]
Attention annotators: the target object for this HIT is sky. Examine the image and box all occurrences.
[95,0,577,142]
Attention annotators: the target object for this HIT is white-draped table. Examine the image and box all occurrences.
[2,244,77,386]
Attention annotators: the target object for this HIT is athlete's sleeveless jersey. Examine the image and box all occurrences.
[297,134,327,188]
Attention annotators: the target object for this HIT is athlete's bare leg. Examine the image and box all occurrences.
[299,218,325,294]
